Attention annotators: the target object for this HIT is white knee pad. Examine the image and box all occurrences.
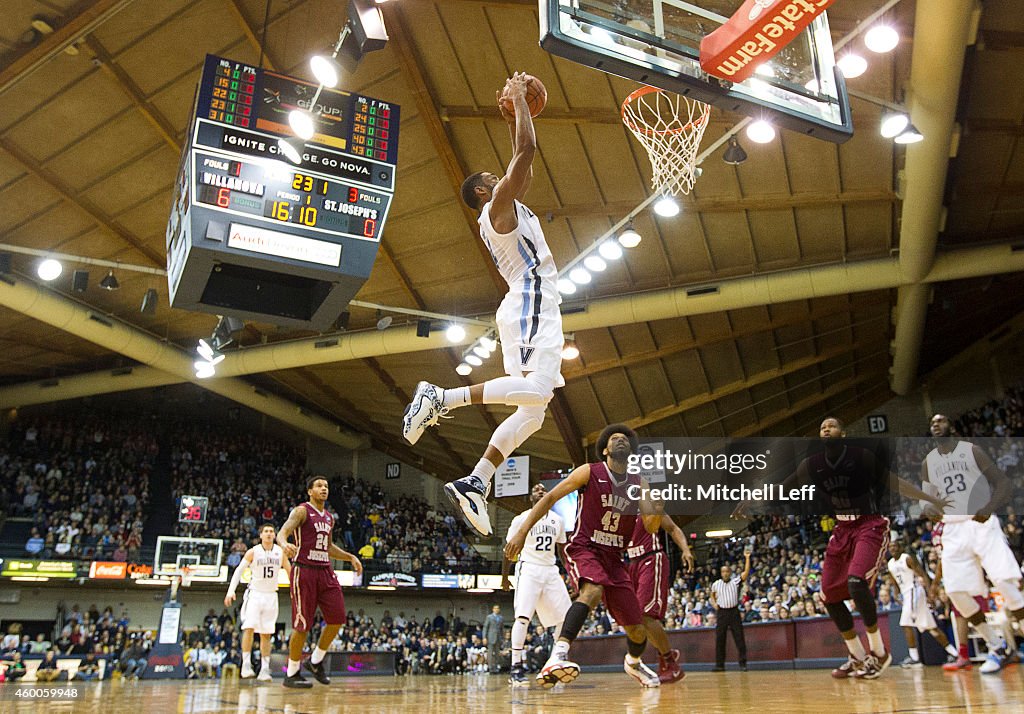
[948,591,982,619]
[993,581,1024,610]
[489,406,546,457]
[484,373,556,408]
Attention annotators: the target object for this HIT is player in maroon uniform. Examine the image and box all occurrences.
[736,417,944,679]
[626,514,694,682]
[505,424,669,688]
[276,475,363,689]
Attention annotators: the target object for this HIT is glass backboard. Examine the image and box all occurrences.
[540,0,853,142]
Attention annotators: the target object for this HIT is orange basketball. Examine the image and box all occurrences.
[500,75,547,118]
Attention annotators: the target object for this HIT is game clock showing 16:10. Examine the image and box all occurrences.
[262,172,382,240]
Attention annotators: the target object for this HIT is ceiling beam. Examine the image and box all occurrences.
[0,0,136,97]
[0,139,164,266]
[382,3,504,296]
[223,0,277,70]
[539,190,897,219]
[730,372,876,438]
[584,341,868,441]
[362,356,469,473]
[83,36,180,152]
[563,297,890,381]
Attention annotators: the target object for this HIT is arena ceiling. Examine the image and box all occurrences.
[1,0,1023,482]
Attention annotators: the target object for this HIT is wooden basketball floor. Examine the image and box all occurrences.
[3,668,1021,713]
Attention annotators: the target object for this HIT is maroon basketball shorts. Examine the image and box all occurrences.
[564,542,643,627]
[290,564,346,631]
[628,551,669,620]
[821,515,890,603]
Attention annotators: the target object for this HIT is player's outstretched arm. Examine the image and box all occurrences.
[224,548,254,606]
[972,444,1013,520]
[276,506,306,559]
[490,73,536,221]
[496,87,532,200]
[740,549,752,581]
[504,464,591,561]
[898,476,950,512]
[328,543,363,576]
[662,516,694,572]
[500,556,512,591]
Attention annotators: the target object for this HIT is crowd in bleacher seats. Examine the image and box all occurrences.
[169,432,483,573]
[298,608,546,675]
[0,603,153,681]
[1,419,153,561]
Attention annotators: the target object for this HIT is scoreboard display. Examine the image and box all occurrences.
[166,55,400,329]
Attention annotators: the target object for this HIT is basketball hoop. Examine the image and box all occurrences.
[179,565,194,589]
[621,86,711,196]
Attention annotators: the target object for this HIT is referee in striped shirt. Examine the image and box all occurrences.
[710,547,751,671]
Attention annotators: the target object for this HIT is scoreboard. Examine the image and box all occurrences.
[166,55,400,329]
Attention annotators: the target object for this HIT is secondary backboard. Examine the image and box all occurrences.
[154,535,224,580]
[540,0,853,142]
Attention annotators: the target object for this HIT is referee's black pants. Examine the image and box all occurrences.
[715,607,747,668]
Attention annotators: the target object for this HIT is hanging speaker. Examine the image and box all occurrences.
[72,270,89,292]
[141,288,158,315]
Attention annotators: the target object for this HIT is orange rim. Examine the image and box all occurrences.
[621,86,710,137]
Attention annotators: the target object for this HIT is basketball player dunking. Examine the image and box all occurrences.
[921,414,1024,674]
[885,540,958,667]
[402,72,563,537]
[276,476,363,689]
[505,424,668,688]
[224,523,290,680]
[501,483,572,687]
[625,514,693,682]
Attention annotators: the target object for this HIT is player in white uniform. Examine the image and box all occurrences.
[501,483,574,687]
[225,523,291,680]
[886,540,958,667]
[921,414,1024,674]
[402,72,563,537]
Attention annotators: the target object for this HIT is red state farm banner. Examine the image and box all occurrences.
[699,0,836,82]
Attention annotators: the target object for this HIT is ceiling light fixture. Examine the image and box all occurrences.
[879,112,910,139]
[583,255,607,272]
[37,258,62,281]
[561,341,580,360]
[446,324,466,343]
[99,270,120,290]
[288,109,316,140]
[310,55,342,88]
[277,137,304,165]
[894,123,924,144]
[746,119,776,144]
[722,137,748,165]
[598,240,623,260]
[456,363,472,376]
[864,25,899,53]
[480,336,497,351]
[836,53,868,79]
[653,195,679,217]
[557,278,577,294]
[465,354,483,367]
[569,267,592,285]
[618,223,642,248]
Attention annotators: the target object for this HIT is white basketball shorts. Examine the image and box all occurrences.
[241,589,280,634]
[514,562,572,628]
[496,287,565,386]
[940,516,1021,594]
[898,585,938,630]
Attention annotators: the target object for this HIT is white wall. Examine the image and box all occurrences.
[305,439,439,501]
[0,584,512,631]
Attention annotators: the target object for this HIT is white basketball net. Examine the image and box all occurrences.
[622,87,711,196]
[179,565,193,589]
